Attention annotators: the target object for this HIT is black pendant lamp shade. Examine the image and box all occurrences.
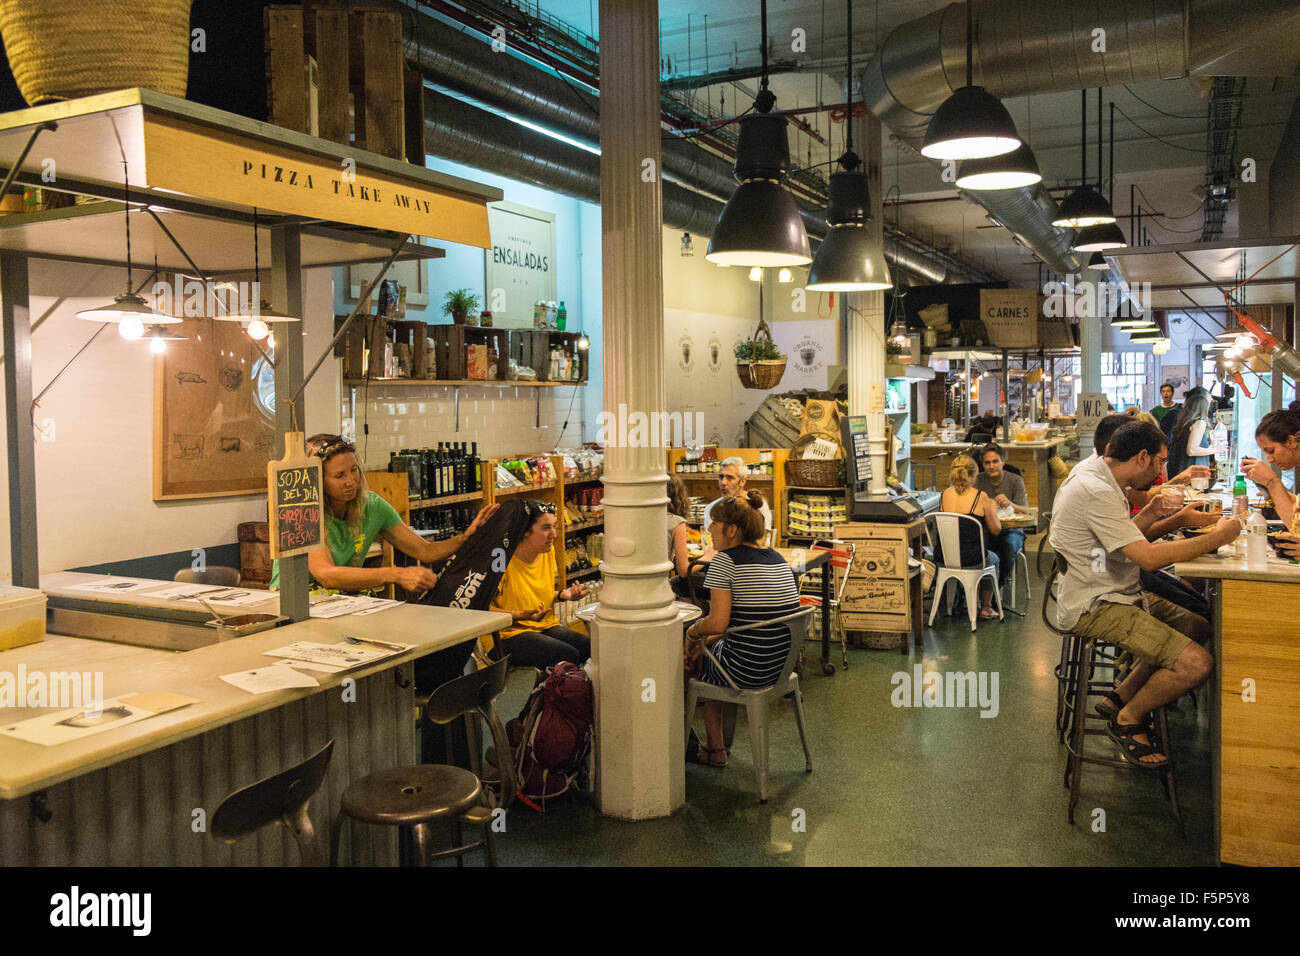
[1086,251,1109,271]
[806,168,892,291]
[1052,185,1116,228]
[706,113,812,267]
[955,142,1042,190]
[922,86,1022,160]
[1073,221,1127,252]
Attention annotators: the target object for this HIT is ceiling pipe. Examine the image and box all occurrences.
[858,0,1300,276]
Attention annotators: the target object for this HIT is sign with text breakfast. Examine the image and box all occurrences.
[979,288,1039,349]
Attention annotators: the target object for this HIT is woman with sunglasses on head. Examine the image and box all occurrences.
[269,433,498,594]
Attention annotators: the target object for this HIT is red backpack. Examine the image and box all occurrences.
[507,662,593,804]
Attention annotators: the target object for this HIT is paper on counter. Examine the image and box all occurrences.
[801,438,840,460]
[272,658,346,675]
[309,595,403,618]
[220,665,320,695]
[349,598,403,616]
[0,692,198,747]
[65,577,160,594]
[140,582,230,601]
[200,587,278,607]
[263,640,397,668]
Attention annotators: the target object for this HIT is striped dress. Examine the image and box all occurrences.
[699,546,801,689]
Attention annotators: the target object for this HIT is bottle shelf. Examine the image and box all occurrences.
[566,566,603,581]
[344,378,583,388]
[410,491,482,508]
[565,517,604,534]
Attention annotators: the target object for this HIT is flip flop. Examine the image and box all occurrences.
[1106,718,1169,770]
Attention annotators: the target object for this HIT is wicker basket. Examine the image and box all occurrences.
[0,0,193,106]
[736,358,787,390]
[786,435,842,487]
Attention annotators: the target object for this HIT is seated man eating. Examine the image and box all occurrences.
[1049,421,1240,768]
[974,442,1029,596]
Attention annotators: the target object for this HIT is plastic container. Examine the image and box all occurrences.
[0,584,47,651]
[1245,511,1268,570]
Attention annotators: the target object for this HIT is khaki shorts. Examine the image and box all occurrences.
[1072,595,1206,670]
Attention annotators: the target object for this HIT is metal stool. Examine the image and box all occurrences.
[332,658,515,866]
[210,739,334,865]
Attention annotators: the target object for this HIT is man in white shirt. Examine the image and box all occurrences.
[705,458,772,544]
[1049,421,1239,769]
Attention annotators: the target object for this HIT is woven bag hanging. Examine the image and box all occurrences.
[0,0,193,106]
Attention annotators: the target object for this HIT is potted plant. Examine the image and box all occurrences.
[442,289,480,326]
[733,321,787,389]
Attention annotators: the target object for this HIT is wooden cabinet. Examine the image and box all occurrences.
[835,519,927,648]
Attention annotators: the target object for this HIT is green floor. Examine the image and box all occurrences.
[494,562,1215,866]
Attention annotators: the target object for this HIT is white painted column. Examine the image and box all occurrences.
[847,111,888,494]
[592,0,685,819]
[1077,274,1103,449]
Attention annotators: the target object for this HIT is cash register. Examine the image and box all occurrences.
[841,415,941,522]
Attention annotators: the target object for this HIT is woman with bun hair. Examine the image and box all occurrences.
[939,453,1003,620]
[684,491,801,768]
[1243,399,1300,528]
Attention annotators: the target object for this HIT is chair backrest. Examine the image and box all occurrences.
[211,739,333,866]
[1002,462,1022,476]
[174,566,241,586]
[423,656,516,810]
[1041,562,1065,635]
[811,539,857,603]
[704,607,814,692]
[930,512,988,570]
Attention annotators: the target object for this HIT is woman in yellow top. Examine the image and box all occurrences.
[487,503,591,667]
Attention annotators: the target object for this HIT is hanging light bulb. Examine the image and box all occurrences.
[1234,334,1254,351]
[118,314,145,340]
[246,318,270,340]
[213,207,302,326]
[150,336,167,354]
[778,268,793,283]
[748,266,763,282]
[576,334,590,351]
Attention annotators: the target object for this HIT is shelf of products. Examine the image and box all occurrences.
[666,447,789,541]
[344,378,580,388]
[784,489,849,544]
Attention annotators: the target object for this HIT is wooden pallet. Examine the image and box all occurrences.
[349,7,404,160]
[265,6,311,134]
[312,5,350,144]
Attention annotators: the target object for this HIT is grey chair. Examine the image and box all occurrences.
[685,607,815,803]
[174,566,241,586]
[332,657,514,866]
[210,739,334,866]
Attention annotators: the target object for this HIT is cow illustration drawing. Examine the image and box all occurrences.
[219,436,241,453]
[175,372,207,385]
[173,434,204,459]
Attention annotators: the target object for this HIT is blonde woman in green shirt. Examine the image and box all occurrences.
[270,434,497,594]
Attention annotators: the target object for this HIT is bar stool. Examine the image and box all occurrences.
[332,657,515,866]
[210,739,334,865]
[1044,565,1183,837]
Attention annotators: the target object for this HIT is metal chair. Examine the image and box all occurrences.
[927,512,1003,631]
[685,607,815,803]
[210,739,334,866]
[1007,548,1032,613]
[174,566,241,586]
[331,657,514,866]
[797,540,857,670]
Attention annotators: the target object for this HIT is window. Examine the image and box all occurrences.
[1100,351,1148,411]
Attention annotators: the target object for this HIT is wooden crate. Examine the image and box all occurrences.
[313,5,350,144]
[237,521,271,589]
[265,6,310,134]
[389,320,430,379]
[509,329,588,383]
[349,7,404,160]
[430,325,509,381]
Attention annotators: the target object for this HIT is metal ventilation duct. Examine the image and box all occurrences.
[859,0,1300,275]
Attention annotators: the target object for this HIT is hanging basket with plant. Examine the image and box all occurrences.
[442,288,480,325]
[734,318,787,390]
[0,0,193,106]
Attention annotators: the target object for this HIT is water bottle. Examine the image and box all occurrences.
[1245,510,1268,569]
[1232,474,1248,520]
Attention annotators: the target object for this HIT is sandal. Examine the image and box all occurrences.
[1094,690,1124,720]
[977,607,998,620]
[693,746,727,769]
[1106,718,1168,770]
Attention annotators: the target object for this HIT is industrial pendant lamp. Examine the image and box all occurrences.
[1052,90,1118,228]
[920,1,1021,160]
[955,143,1042,190]
[142,323,188,354]
[1086,251,1109,271]
[705,0,811,267]
[77,160,180,335]
[806,0,891,292]
[215,207,302,337]
[1073,98,1127,251]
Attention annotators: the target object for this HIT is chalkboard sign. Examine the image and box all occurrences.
[267,431,327,559]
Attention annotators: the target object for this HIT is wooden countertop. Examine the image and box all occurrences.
[0,600,509,799]
[1174,550,1300,583]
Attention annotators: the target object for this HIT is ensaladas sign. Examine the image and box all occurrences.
[141,115,492,247]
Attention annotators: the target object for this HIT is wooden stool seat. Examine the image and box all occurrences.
[340,765,481,827]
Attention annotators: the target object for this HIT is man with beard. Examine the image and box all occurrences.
[1049,421,1240,769]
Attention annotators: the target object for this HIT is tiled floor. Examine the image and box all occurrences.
[494,572,1215,866]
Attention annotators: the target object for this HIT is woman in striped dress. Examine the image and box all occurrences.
[685,492,801,768]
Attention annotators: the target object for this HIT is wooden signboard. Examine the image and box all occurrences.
[1076,392,1109,439]
[484,201,557,327]
[980,288,1038,349]
[267,432,326,559]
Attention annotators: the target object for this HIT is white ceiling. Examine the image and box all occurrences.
[534,0,1300,291]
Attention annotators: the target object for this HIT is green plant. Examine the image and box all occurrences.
[734,337,784,362]
[886,341,908,356]
[442,288,480,316]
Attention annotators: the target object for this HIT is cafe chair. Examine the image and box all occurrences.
[174,566,241,586]
[797,540,856,671]
[927,513,1003,632]
[331,657,515,867]
[1007,549,1032,614]
[1043,563,1184,838]
[685,607,815,803]
[210,739,334,866]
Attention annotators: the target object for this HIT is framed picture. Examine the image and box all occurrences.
[154,317,276,500]
[1162,364,1191,396]
[348,257,428,307]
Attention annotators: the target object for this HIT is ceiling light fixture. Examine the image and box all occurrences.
[920,2,1021,160]
[749,266,763,282]
[1086,251,1109,271]
[214,207,302,330]
[806,0,891,293]
[1051,90,1119,228]
[704,0,811,267]
[955,143,1042,190]
[1073,221,1127,252]
[577,333,590,350]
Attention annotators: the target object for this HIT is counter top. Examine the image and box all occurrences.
[909,436,1070,453]
[1174,550,1300,583]
[0,601,509,799]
